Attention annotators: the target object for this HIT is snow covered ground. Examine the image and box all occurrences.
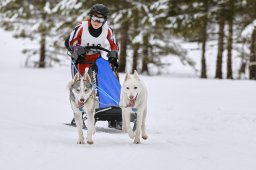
[1,29,256,170]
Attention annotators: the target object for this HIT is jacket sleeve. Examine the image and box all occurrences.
[107,27,119,52]
[66,23,83,49]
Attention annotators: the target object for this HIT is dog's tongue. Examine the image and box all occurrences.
[127,99,136,107]
[77,101,84,108]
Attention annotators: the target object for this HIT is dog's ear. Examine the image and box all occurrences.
[85,73,91,83]
[83,68,91,82]
[83,72,91,83]
[67,80,74,90]
[124,72,130,81]
[134,70,140,80]
[74,73,80,82]
[84,67,89,74]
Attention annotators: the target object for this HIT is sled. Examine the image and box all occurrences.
[67,46,136,129]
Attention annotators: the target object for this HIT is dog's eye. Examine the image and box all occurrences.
[84,89,88,92]
[126,87,130,90]
[76,89,80,92]
[134,87,138,89]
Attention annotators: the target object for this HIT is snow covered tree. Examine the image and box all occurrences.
[235,0,256,80]
[0,0,84,68]
[108,1,133,73]
[109,0,197,75]
[214,1,227,79]
[215,0,242,79]
[243,0,256,80]
[166,0,214,78]
[198,0,210,79]
[0,0,196,75]
[225,0,235,79]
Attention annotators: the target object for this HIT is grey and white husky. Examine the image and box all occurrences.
[67,69,96,144]
[120,70,148,144]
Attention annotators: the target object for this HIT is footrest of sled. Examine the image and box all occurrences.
[95,106,122,121]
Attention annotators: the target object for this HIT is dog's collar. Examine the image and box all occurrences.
[79,107,84,112]
[123,106,138,113]
[131,107,137,113]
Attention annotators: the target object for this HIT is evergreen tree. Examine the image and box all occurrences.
[246,0,256,80]
[200,0,210,79]
[215,0,228,79]
[238,0,256,80]
[166,0,213,78]
[226,0,235,79]
[0,0,65,67]
[140,0,196,75]
[4,0,251,78]
[131,8,140,73]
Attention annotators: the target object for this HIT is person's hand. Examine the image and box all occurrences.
[108,57,119,69]
[107,51,119,69]
[70,46,89,63]
[107,50,118,59]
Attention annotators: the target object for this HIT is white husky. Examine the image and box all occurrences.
[120,70,148,144]
[67,69,96,144]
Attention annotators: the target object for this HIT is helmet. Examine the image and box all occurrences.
[89,4,109,18]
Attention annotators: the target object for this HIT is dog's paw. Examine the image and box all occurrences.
[128,132,135,139]
[87,140,94,145]
[77,140,85,144]
[142,135,148,140]
[133,139,141,144]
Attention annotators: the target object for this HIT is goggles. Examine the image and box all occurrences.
[91,15,106,23]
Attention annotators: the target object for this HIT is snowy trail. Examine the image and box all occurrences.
[1,29,256,170]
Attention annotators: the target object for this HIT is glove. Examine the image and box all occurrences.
[107,51,119,69]
[107,50,118,59]
[71,46,89,63]
[109,57,119,69]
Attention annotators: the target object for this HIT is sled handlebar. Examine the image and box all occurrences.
[72,45,110,55]
[84,46,110,53]
[67,46,111,61]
